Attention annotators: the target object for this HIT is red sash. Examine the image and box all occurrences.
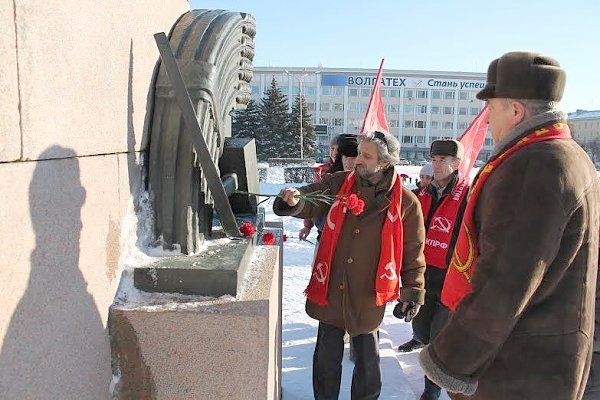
[305,171,404,306]
[441,122,572,310]
[419,176,469,269]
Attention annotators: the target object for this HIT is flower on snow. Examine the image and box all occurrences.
[262,232,276,245]
[239,222,255,238]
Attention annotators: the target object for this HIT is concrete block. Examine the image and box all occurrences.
[109,245,282,400]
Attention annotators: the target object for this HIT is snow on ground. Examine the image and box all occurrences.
[262,165,451,399]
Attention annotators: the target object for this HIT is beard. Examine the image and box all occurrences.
[355,163,382,180]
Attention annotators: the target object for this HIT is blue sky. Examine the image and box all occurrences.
[188,0,599,113]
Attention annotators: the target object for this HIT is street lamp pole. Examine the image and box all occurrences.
[285,70,309,159]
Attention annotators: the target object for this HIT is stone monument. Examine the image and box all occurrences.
[108,9,282,399]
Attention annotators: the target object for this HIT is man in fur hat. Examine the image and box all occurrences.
[419,51,600,400]
[398,140,469,400]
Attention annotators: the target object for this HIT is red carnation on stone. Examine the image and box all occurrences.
[344,194,365,216]
[262,232,276,245]
[239,222,255,238]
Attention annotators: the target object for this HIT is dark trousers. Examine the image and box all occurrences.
[313,321,381,400]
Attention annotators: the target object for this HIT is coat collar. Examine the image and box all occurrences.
[491,110,567,158]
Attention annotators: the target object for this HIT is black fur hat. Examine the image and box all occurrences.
[430,139,464,160]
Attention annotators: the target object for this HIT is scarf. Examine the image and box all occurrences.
[441,122,572,310]
[418,175,469,268]
[305,170,404,306]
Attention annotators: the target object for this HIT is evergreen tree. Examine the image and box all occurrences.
[231,99,261,140]
[289,94,316,158]
[257,77,291,160]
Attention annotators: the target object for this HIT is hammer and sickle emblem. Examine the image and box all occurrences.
[379,261,397,281]
[326,200,341,231]
[313,262,327,284]
[450,224,476,282]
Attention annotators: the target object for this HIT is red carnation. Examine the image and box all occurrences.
[262,232,276,245]
[283,234,288,242]
[239,222,255,238]
[344,194,365,216]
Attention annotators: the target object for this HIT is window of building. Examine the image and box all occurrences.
[416,136,425,144]
[402,135,413,144]
[415,120,426,129]
[416,105,427,114]
[389,89,400,97]
[385,104,399,113]
[432,90,442,99]
[431,120,439,129]
[485,138,493,146]
[333,103,344,112]
[458,121,468,130]
[443,121,454,129]
[471,107,481,115]
[349,88,359,97]
[306,102,316,111]
[319,117,329,125]
[431,106,440,114]
[349,102,360,112]
[361,88,371,96]
[389,119,399,128]
[417,90,428,99]
[349,119,362,128]
[444,91,455,100]
[404,89,414,99]
[321,86,343,96]
[431,136,440,142]
[443,106,454,115]
[251,86,260,96]
[320,103,330,111]
[458,107,467,115]
[404,120,413,128]
[403,104,414,113]
[333,118,344,127]
[459,91,469,100]
[303,86,317,96]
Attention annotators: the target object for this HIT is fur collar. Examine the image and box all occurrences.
[491,110,567,157]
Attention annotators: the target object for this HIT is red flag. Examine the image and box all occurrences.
[457,105,489,178]
[360,59,389,134]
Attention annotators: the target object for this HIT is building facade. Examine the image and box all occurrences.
[251,66,490,162]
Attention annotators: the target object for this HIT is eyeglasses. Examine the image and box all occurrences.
[373,131,389,150]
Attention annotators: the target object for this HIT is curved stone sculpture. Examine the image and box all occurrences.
[148,9,255,254]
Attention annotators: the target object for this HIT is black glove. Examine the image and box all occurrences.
[393,301,419,322]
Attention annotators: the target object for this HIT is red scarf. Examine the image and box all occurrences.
[419,175,469,269]
[305,171,404,306]
[441,122,572,310]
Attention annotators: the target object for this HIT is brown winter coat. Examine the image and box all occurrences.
[273,168,426,336]
[420,112,600,400]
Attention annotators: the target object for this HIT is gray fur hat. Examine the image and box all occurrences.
[476,51,566,101]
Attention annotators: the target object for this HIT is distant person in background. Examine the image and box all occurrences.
[413,163,433,195]
[301,134,358,241]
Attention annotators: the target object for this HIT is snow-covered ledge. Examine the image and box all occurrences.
[108,240,282,399]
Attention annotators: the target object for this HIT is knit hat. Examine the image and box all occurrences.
[430,140,464,160]
[420,163,433,177]
[476,51,566,101]
[338,134,358,157]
